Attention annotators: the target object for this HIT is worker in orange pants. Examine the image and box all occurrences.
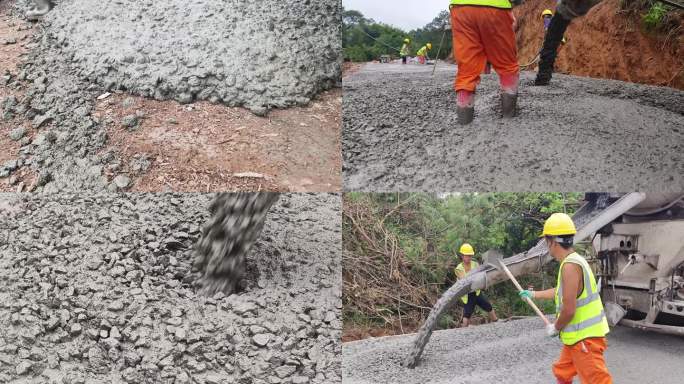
[553,338,612,384]
[450,0,519,124]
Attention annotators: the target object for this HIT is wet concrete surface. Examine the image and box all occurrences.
[0,193,342,383]
[342,63,684,192]
[342,317,684,384]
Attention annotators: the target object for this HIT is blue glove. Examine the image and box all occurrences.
[518,290,534,300]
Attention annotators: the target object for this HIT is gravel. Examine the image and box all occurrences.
[0,193,342,383]
[342,317,684,384]
[343,63,684,191]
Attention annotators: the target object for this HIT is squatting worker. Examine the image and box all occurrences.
[518,213,612,384]
[400,38,411,65]
[449,0,519,125]
[416,43,432,65]
[455,243,498,327]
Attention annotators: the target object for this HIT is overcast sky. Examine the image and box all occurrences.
[342,0,448,31]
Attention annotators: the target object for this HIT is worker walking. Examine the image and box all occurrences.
[400,38,411,65]
[455,243,498,327]
[518,213,612,384]
[535,0,601,85]
[449,0,519,124]
[416,43,432,65]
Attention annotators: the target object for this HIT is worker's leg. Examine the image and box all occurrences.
[450,6,487,124]
[479,8,519,117]
[461,293,476,327]
[572,338,613,384]
[535,12,571,85]
[552,345,578,384]
[474,294,498,322]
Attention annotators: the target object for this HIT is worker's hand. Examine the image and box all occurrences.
[546,323,559,337]
[518,290,534,300]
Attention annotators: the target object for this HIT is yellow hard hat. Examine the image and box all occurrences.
[404,38,410,43]
[541,9,553,18]
[459,243,475,256]
[541,213,577,237]
[427,43,432,50]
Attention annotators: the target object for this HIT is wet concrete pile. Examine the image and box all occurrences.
[45,0,341,115]
[342,318,684,384]
[342,63,684,192]
[0,0,341,192]
[0,193,342,383]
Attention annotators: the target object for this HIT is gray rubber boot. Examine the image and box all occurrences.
[457,106,474,125]
[501,93,518,118]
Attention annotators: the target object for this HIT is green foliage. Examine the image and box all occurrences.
[343,8,453,62]
[344,192,584,330]
[642,2,668,31]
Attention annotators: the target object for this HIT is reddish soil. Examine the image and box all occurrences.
[94,89,341,192]
[0,2,38,192]
[515,0,684,89]
[343,62,363,79]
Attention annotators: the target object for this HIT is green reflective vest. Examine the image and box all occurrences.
[400,43,410,56]
[554,253,609,345]
[449,0,512,10]
[455,261,481,304]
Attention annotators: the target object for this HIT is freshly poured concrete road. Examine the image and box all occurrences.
[342,317,684,384]
[343,63,684,191]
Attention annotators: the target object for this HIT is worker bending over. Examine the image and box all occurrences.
[400,38,411,65]
[416,43,432,65]
[449,0,519,124]
[519,213,612,384]
[536,0,601,85]
[455,243,498,327]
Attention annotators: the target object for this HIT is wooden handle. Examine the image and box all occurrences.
[499,262,551,326]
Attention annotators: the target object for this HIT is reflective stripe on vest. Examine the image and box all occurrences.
[554,253,609,345]
[457,261,481,304]
[449,0,512,10]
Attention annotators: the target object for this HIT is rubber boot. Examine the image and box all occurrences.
[26,0,52,21]
[535,13,571,86]
[499,73,519,118]
[456,90,475,125]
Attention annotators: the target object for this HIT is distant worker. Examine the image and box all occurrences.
[400,38,411,65]
[541,9,567,49]
[455,243,498,327]
[535,0,599,85]
[416,43,432,65]
[518,213,612,384]
[449,0,519,124]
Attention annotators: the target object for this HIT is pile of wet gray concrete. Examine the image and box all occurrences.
[342,63,684,192]
[0,193,342,383]
[0,0,341,192]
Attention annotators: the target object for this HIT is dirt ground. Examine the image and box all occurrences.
[0,2,37,190]
[93,89,341,192]
[0,1,341,193]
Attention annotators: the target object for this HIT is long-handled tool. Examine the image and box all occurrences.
[486,250,551,326]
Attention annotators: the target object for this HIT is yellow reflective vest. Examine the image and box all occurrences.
[554,253,609,345]
[455,261,481,304]
[400,43,410,56]
[416,46,429,57]
[449,0,512,10]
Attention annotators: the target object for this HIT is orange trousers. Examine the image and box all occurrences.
[450,6,519,92]
[553,337,613,384]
